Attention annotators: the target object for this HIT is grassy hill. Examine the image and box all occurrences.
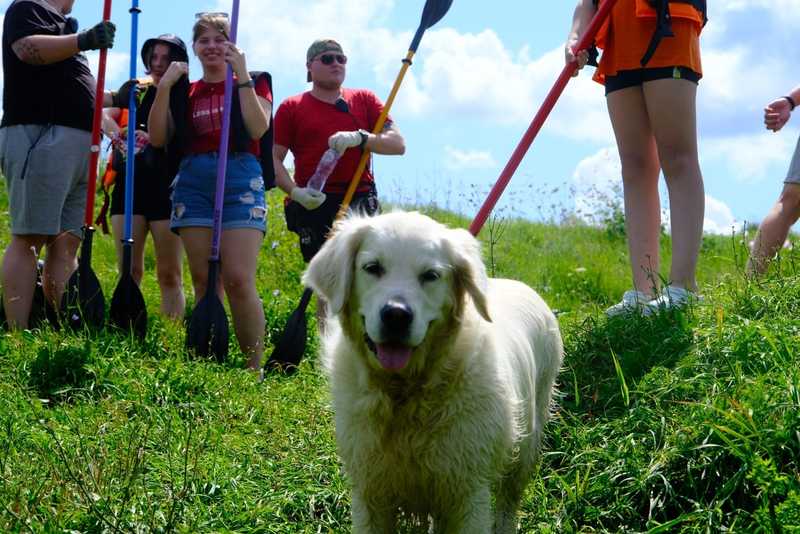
[0,187,798,532]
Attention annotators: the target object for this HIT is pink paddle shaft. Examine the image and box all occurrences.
[468,0,620,236]
[82,0,114,226]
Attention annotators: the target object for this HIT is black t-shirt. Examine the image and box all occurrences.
[1,0,96,131]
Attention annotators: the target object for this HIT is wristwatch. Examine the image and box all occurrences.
[357,129,369,150]
[237,78,255,89]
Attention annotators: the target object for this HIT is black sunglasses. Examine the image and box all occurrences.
[318,53,347,66]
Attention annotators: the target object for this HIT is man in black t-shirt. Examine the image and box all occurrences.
[0,0,115,329]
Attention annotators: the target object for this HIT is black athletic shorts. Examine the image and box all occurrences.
[109,148,173,221]
[605,66,700,95]
[284,185,380,263]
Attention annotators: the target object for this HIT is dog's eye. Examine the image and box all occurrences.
[362,261,385,277]
[420,269,440,283]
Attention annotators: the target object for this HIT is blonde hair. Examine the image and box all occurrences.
[192,14,230,43]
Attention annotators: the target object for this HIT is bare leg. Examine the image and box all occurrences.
[41,232,80,314]
[179,227,223,303]
[220,228,265,370]
[607,86,662,296]
[2,235,47,329]
[747,183,800,275]
[149,220,185,319]
[111,214,149,284]
[643,79,704,292]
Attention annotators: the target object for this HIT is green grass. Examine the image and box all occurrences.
[0,185,799,532]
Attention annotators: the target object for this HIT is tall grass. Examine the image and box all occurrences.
[0,181,798,532]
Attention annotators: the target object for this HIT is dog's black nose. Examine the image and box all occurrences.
[380,299,413,338]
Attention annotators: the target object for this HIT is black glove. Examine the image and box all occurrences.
[77,20,116,51]
[111,79,138,109]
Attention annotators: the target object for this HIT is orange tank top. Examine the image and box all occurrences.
[593,0,703,85]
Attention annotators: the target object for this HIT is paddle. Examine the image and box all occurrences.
[264,0,455,375]
[61,0,114,330]
[109,0,147,339]
[468,0,619,236]
[185,0,240,362]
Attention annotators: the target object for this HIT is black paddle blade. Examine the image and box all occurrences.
[264,288,313,375]
[109,243,147,339]
[186,260,229,363]
[61,230,105,330]
[109,272,148,340]
[410,0,454,51]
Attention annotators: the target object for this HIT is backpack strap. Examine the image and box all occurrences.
[640,0,674,67]
[640,0,706,66]
[230,71,276,189]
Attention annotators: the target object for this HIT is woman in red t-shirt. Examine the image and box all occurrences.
[149,13,271,370]
[567,0,706,316]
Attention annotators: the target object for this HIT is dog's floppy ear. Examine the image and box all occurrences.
[302,216,372,315]
[444,228,491,322]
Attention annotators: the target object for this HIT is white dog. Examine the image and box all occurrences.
[303,211,563,533]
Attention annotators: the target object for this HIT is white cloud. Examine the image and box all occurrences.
[443,145,495,170]
[571,146,622,224]
[704,194,742,235]
[571,146,745,234]
[701,129,799,184]
[85,50,130,85]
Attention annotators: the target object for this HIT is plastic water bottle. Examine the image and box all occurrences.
[306,148,341,191]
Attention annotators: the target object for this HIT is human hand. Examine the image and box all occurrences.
[329,131,363,153]
[764,97,793,132]
[565,37,589,77]
[290,187,327,210]
[160,61,189,89]
[111,79,139,108]
[77,20,116,51]
[224,43,248,79]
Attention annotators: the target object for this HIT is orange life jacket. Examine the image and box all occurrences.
[595,0,706,66]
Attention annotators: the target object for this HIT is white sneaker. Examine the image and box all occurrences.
[647,285,702,311]
[605,290,654,317]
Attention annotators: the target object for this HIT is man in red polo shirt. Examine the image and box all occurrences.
[273,38,405,325]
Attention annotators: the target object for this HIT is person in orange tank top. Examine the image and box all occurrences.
[567,0,706,315]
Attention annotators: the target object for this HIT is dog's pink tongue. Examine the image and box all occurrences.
[375,344,413,371]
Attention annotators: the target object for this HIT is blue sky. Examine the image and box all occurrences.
[2,0,798,234]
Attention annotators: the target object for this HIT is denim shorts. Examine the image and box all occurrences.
[170,152,267,234]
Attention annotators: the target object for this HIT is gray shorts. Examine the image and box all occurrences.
[786,135,800,185]
[0,124,90,237]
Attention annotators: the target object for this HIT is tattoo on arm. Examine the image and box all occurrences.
[12,37,45,65]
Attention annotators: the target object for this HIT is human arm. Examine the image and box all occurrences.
[273,143,326,210]
[226,44,270,139]
[147,61,187,148]
[764,84,800,133]
[101,108,122,138]
[11,20,115,65]
[102,79,139,108]
[565,0,597,76]
[361,123,405,155]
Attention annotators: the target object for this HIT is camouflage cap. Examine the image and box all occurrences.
[306,39,344,62]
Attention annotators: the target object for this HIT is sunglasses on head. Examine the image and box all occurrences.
[317,53,347,66]
[195,11,229,19]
